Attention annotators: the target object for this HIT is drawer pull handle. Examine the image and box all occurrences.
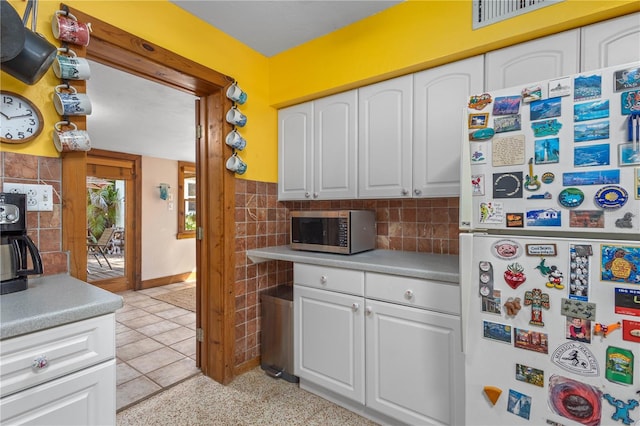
[365,306,373,315]
[320,275,327,284]
[405,290,414,299]
[32,355,48,369]
[352,303,360,312]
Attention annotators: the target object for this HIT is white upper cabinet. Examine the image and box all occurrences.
[358,75,413,199]
[314,91,358,200]
[413,56,484,198]
[581,12,640,71]
[484,29,580,90]
[278,91,357,201]
[278,103,313,200]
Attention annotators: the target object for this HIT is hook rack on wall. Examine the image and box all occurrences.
[225,80,249,175]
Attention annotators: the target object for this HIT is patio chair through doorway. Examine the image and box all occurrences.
[87,227,115,270]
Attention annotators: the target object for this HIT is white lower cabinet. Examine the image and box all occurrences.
[293,264,463,425]
[0,314,117,425]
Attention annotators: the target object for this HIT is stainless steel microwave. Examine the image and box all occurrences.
[290,210,376,255]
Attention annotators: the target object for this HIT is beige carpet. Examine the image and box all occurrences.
[151,287,196,311]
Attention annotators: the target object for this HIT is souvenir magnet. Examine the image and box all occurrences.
[615,288,640,316]
[569,245,592,301]
[621,93,640,115]
[515,363,544,387]
[548,375,602,426]
[470,128,495,141]
[527,192,552,200]
[527,245,557,257]
[603,393,639,425]
[594,185,629,209]
[535,138,560,164]
[531,119,562,137]
[622,319,640,343]
[468,93,492,110]
[492,240,521,260]
[524,158,541,191]
[549,77,571,97]
[469,113,488,128]
[504,263,526,289]
[471,175,485,196]
[504,297,521,317]
[535,258,554,275]
[478,261,493,297]
[483,386,502,405]
[558,188,585,208]
[531,97,561,121]
[506,213,524,228]
[545,266,564,289]
[574,74,602,102]
[574,99,609,122]
[507,389,531,420]
[575,121,610,142]
[560,298,596,320]
[541,172,555,184]
[479,201,504,224]
[574,143,610,167]
[605,346,634,385]
[614,212,635,228]
[524,289,549,326]
[526,208,561,227]
[569,210,604,229]
[601,245,640,283]
[522,85,542,103]
[494,114,521,133]
[493,96,521,115]
[514,328,548,354]
[614,66,640,91]
[551,341,599,376]
[482,289,501,314]
[566,317,591,343]
[493,172,523,198]
[483,321,512,344]
[594,322,621,338]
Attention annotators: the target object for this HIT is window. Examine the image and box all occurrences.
[177,161,196,239]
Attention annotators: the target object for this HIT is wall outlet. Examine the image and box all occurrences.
[3,183,54,211]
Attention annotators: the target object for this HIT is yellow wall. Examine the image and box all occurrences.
[2,0,639,183]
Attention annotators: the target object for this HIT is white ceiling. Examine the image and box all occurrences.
[86,1,403,163]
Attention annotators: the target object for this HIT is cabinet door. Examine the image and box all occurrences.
[0,360,116,425]
[314,90,357,199]
[294,285,365,403]
[485,30,580,90]
[413,56,484,198]
[278,102,313,200]
[366,300,464,426]
[358,75,413,198]
[581,12,640,71]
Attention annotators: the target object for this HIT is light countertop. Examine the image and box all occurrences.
[247,246,459,283]
[1,274,123,340]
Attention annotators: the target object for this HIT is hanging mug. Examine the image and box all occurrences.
[226,106,247,127]
[52,10,91,46]
[226,82,247,105]
[53,48,91,80]
[53,84,92,116]
[226,153,247,175]
[52,121,91,152]
[225,129,246,150]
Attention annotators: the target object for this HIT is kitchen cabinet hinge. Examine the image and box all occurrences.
[196,124,202,139]
[196,226,203,240]
[196,328,204,342]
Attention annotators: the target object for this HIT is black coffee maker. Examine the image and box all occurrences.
[0,192,43,294]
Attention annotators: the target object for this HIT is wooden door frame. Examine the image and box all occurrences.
[86,149,140,293]
[60,4,236,384]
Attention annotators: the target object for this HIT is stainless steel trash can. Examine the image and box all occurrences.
[260,286,298,383]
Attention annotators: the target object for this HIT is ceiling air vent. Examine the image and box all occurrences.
[473,0,565,29]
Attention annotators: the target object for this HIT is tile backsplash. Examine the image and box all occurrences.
[0,152,67,275]
[233,179,460,367]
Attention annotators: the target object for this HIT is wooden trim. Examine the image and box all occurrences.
[61,4,237,384]
[140,272,196,289]
[234,357,261,376]
[177,161,196,238]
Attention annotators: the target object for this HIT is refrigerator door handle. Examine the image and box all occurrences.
[459,233,473,355]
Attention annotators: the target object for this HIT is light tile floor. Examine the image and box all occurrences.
[116,282,199,411]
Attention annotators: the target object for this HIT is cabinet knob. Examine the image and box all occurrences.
[414,189,422,196]
[304,192,311,198]
[32,355,48,369]
[405,290,414,299]
[320,275,327,284]
[313,192,318,198]
[401,188,409,196]
[365,306,373,315]
[352,303,360,312]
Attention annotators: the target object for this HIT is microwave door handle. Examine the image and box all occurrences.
[13,235,44,275]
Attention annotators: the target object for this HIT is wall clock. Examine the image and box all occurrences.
[1,91,44,143]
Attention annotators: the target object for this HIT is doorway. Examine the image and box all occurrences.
[86,150,139,293]
[60,4,237,384]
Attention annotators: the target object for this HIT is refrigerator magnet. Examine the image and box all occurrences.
[574,74,602,102]
[563,169,620,186]
[527,244,557,257]
[574,121,609,143]
[482,289,502,315]
[560,298,596,321]
[549,77,572,98]
[468,93,492,110]
[535,138,560,164]
[569,210,604,229]
[525,158,542,191]
[478,261,494,297]
[504,263,526,289]
[614,66,640,92]
[479,201,504,224]
[515,363,544,387]
[605,346,634,385]
[574,143,610,168]
[574,99,609,122]
[469,113,489,129]
[493,172,523,198]
[621,91,640,115]
[614,288,640,316]
[601,245,639,283]
[506,213,524,228]
[492,135,525,166]
[514,328,548,354]
[526,208,561,227]
[614,212,635,228]
[493,95,521,115]
[494,114,521,133]
[531,118,562,137]
[621,319,640,343]
[507,389,531,420]
[470,143,487,164]
[524,288,550,326]
[602,393,639,426]
[569,244,592,301]
[558,188,585,208]
[503,297,521,317]
[471,174,485,195]
[548,375,602,426]
[566,316,592,343]
[492,239,521,259]
[530,97,561,121]
[551,342,599,376]
[483,320,512,344]
[618,143,640,166]
[521,85,542,103]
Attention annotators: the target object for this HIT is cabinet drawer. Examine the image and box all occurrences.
[294,263,364,296]
[365,273,460,315]
[0,314,115,397]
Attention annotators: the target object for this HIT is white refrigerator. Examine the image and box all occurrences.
[459,62,640,425]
